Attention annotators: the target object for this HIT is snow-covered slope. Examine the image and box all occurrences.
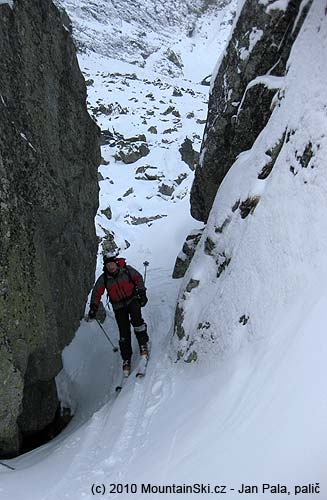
[174,0,327,364]
[55,0,234,79]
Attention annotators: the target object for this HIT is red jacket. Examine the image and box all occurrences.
[91,260,145,310]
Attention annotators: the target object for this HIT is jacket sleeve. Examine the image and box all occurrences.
[90,273,106,308]
[127,265,146,292]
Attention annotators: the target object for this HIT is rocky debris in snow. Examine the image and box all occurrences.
[158,183,175,197]
[123,187,134,197]
[174,172,188,185]
[186,278,200,292]
[173,87,183,97]
[196,118,206,124]
[232,199,240,212]
[91,102,128,117]
[172,229,203,278]
[174,304,186,341]
[148,126,157,134]
[100,156,110,165]
[100,129,116,146]
[239,196,260,219]
[114,143,150,164]
[216,252,231,277]
[175,188,188,200]
[135,165,164,181]
[215,215,232,234]
[85,78,94,86]
[186,111,195,119]
[296,142,314,169]
[191,0,311,222]
[106,71,137,80]
[119,133,147,144]
[179,137,200,170]
[204,236,215,255]
[200,74,211,86]
[161,105,175,115]
[101,130,147,149]
[165,48,183,69]
[101,206,112,220]
[126,214,167,225]
[98,171,104,181]
[258,132,286,179]
[101,227,119,254]
[163,127,178,134]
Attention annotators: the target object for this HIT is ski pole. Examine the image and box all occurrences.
[96,319,118,352]
[143,261,149,285]
[0,461,15,470]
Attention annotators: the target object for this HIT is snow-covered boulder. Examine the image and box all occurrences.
[172,229,204,279]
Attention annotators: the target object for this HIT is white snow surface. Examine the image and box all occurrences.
[1,0,327,498]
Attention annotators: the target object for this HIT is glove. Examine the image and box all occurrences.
[88,304,98,320]
[138,289,148,307]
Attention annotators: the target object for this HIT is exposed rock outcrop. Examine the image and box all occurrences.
[0,0,100,457]
[179,137,199,171]
[190,0,312,222]
[172,229,203,279]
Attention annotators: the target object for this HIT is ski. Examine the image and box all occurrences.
[115,343,151,391]
[136,355,149,378]
[136,341,151,378]
[115,372,129,393]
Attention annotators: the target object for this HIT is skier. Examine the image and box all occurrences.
[88,252,149,377]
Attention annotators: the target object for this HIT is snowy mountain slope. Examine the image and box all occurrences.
[55,0,235,78]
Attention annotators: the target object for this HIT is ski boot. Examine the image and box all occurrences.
[139,343,149,360]
[122,359,131,378]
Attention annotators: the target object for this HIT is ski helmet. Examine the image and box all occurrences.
[103,251,118,265]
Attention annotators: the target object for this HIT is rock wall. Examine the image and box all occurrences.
[190,0,312,222]
[0,0,100,457]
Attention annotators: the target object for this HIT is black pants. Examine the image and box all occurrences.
[114,298,149,361]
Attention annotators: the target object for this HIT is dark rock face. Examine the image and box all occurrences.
[114,143,150,164]
[179,137,199,171]
[190,0,312,222]
[172,229,203,279]
[0,0,100,457]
